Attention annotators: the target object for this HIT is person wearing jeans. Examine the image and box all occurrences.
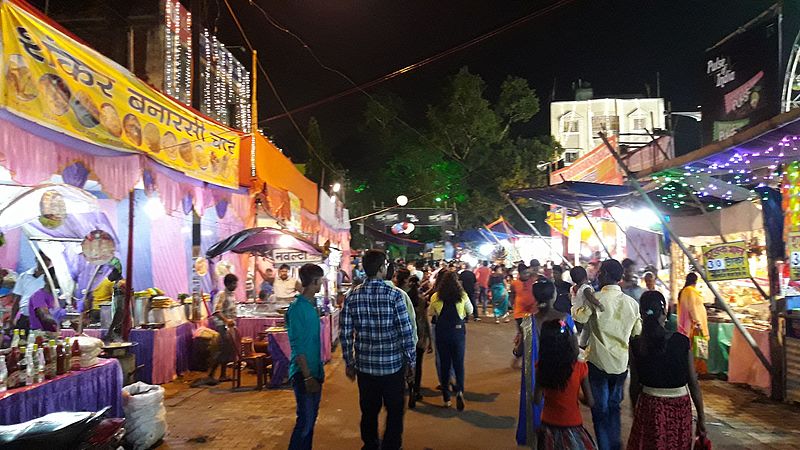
[429,271,473,410]
[340,250,416,450]
[287,264,326,450]
[588,362,627,450]
[572,259,641,450]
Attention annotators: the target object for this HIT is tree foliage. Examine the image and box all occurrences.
[346,67,559,229]
[304,116,342,186]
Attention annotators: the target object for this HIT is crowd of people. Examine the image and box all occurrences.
[282,250,708,450]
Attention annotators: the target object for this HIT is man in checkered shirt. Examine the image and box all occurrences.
[340,249,416,450]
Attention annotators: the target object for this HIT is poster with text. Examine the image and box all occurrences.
[1,1,241,188]
[788,232,800,281]
[702,241,750,282]
[701,7,780,144]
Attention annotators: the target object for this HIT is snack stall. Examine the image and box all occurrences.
[206,227,335,385]
[667,198,778,392]
[0,184,125,422]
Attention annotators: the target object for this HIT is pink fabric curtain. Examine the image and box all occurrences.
[0,227,21,271]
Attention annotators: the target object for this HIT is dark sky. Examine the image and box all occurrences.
[33,0,774,161]
[210,0,770,162]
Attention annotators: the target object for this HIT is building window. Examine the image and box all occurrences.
[562,116,580,133]
[632,115,647,130]
[591,115,619,134]
[564,151,580,163]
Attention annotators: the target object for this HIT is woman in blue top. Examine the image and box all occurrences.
[515,279,577,447]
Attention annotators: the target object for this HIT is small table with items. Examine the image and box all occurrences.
[0,358,124,425]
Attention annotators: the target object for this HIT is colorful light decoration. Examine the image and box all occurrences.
[164,0,192,105]
[199,29,252,132]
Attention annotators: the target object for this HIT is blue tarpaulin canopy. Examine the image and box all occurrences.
[508,181,639,211]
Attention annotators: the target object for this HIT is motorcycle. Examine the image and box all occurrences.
[0,406,125,450]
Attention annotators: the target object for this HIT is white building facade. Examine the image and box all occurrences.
[551,98,667,164]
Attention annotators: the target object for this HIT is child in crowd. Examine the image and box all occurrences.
[569,266,602,349]
[534,319,596,450]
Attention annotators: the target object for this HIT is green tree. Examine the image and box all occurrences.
[347,67,557,231]
[304,116,342,186]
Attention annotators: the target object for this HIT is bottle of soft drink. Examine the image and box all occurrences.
[9,329,20,348]
[16,347,26,388]
[0,355,7,393]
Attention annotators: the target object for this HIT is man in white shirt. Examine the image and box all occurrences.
[572,259,642,450]
[12,253,51,330]
[274,264,302,304]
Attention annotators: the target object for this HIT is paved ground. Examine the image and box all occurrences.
[157,317,800,449]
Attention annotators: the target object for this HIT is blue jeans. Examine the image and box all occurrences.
[431,324,455,385]
[435,326,466,401]
[588,362,626,450]
[478,287,489,314]
[289,377,322,450]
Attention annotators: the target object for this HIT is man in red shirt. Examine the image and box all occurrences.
[510,264,538,329]
[474,261,492,317]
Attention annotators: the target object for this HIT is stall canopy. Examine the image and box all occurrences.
[206,227,321,259]
[508,181,639,212]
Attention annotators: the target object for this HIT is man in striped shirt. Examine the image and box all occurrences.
[340,249,416,450]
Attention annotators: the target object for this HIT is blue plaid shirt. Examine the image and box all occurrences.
[340,278,416,376]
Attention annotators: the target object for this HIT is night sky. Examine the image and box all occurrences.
[37,0,775,162]
[212,0,772,162]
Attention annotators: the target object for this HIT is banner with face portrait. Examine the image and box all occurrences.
[1,1,241,188]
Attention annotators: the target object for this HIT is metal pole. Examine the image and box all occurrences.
[599,199,671,295]
[504,194,571,267]
[598,132,772,372]
[123,190,135,341]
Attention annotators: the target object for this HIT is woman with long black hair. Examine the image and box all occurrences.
[407,275,430,408]
[628,291,706,450]
[515,279,577,447]
[430,270,473,410]
[535,320,595,449]
[677,272,709,375]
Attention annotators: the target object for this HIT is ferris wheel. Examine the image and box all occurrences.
[784,29,800,111]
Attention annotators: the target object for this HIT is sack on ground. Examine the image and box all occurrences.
[122,382,167,449]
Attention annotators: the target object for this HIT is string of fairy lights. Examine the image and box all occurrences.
[163,0,252,133]
[646,135,800,213]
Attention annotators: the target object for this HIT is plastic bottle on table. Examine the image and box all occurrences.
[6,347,19,388]
[0,355,7,393]
[26,330,35,349]
[36,347,45,383]
[70,338,81,371]
[9,329,20,348]
[44,341,56,380]
[24,345,35,386]
[55,339,66,375]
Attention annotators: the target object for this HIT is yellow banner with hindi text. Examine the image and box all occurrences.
[0,1,240,188]
[702,241,750,282]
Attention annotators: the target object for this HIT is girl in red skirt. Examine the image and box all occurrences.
[534,319,596,450]
[628,291,707,450]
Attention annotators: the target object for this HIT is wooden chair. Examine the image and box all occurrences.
[227,327,272,391]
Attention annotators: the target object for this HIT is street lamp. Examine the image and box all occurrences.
[396,195,408,206]
[332,182,341,193]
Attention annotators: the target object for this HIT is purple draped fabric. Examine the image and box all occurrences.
[215,200,228,219]
[0,358,124,424]
[62,162,89,188]
[182,194,193,215]
[174,322,194,375]
[267,331,290,387]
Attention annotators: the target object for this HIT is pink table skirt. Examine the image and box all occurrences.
[236,317,283,340]
[269,330,291,359]
[728,326,771,395]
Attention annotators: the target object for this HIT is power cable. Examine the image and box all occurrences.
[221,0,343,178]
[251,0,578,122]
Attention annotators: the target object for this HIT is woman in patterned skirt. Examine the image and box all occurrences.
[628,291,707,450]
